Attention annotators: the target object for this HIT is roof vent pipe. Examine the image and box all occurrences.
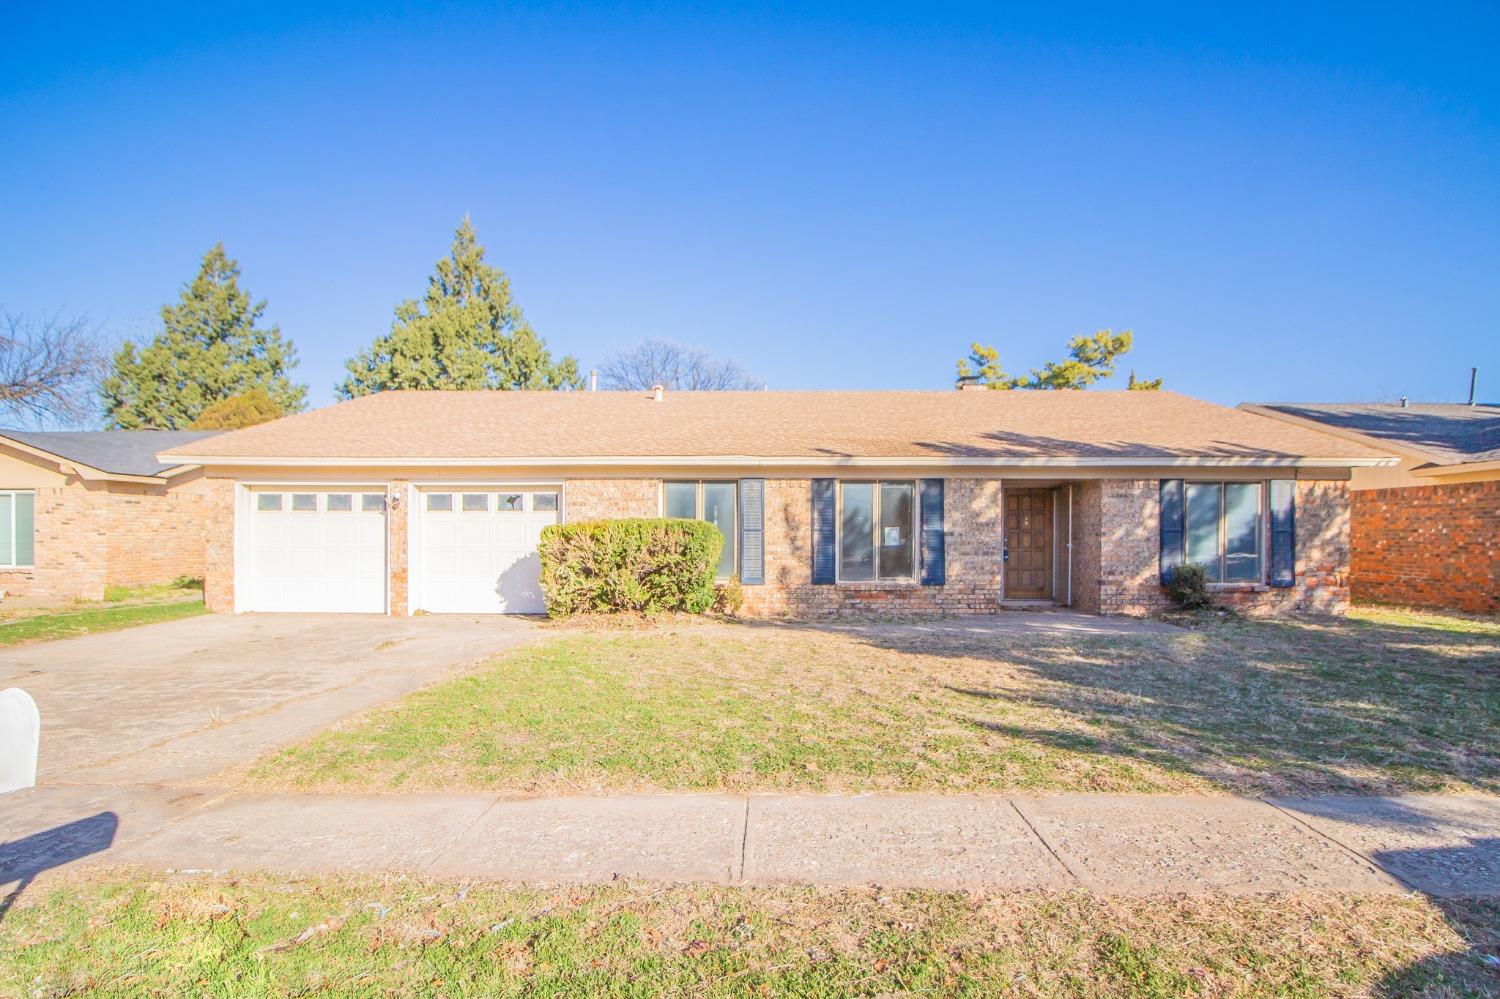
[651,384,664,402]
[1469,367,1478,406]
[589,369,598,392]
[1399,396,1408,408]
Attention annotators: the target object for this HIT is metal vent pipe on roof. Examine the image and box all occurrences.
[651,385,664,402]
[588,370,598,392]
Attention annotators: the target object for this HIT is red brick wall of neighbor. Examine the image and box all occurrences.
[1083,479,1352,617]
[1351,481,1499,615]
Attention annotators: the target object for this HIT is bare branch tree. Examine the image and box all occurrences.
[0,312,107,428]
[598,339,760,391]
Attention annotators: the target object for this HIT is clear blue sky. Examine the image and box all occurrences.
[3,2,1496,411]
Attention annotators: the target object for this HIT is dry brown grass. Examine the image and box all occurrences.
[251,607,1500,797]
[4,869,1497,997]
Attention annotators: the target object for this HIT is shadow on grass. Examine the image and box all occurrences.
[763,611,1500,798]
[0,811,117,922]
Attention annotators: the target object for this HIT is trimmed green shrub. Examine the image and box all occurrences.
[1165,562,1215,611]
[537,518,723,618]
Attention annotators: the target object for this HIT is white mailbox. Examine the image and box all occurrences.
[0,687,39,794]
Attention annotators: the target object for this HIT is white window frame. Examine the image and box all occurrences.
[1184,480,1266,586]
[659,480,738,580]
[835,480,918,583]
[0,489,35,569]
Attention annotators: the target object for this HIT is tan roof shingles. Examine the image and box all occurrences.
[159,389,1390,463]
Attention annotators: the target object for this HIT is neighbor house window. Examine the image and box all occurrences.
[662,481,736,579]
[0,491,35,568]
[838,481,914,581]
[1185,482,1262,583]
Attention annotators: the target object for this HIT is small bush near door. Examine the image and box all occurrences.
[1166,562,1215,610]
[538,518,723,617]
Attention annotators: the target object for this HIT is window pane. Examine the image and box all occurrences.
[702,482,736,578]
[839,483,875,581]
[498,493,524,511]
[291,494,317,512]
[531,492,559,512]
[878,482,914,578]
[326,493,353,512]
[1224,484,1261,582]
[425,493,453,512]
[361,494,387,512]
[1185,483,1223,582]
[13,493,30,565]
[663,482,697,519]
[0,494,11,565]
[256,493,283,512]
[462,493,489,512]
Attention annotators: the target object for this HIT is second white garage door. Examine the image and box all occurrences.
[415,487,561,614]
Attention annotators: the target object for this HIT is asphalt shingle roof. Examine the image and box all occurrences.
[159,390,1390,464]
[0,430,219,476]
[1249,403,1500,466]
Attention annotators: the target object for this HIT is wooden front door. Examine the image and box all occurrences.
[1004,490,1053,599]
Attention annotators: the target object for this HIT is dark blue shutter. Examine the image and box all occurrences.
[1159,480,1185,582]
[738,478,765,585]
[1269,479,1296,588]
[811,478,836,585]
[919,478,945,585]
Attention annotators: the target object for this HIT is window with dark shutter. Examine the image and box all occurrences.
[1159,479,1185,582]
[1269,479,1296,588]
[919,479,945,586]
[738,479,765,585]
[811,478,836,585]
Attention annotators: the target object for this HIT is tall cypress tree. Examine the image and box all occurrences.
[337,218,581,398]
[102,244,306,429]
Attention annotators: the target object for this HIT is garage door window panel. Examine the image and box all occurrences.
[256,493,283,512]
[462,493,489,512]
[426,493,453,512]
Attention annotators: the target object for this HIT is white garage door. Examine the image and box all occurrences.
[246,489,387,613]
[416,488,560,613]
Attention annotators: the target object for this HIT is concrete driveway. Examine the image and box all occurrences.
[0,614,537,786]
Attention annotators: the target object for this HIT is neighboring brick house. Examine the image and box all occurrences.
[159,389,1391,619]
[1242,402,1499,615]
[0,430,218,603]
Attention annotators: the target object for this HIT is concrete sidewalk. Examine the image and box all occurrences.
[3,786,1498,897]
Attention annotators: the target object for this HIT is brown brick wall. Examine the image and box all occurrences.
[0,483,108,602]
[1351,480,1499,615]
[389,481,409,615]
[1070,481,1103,615]
[0,479,204,603]
[1084,478,1351,617]
[202,478,237,613]
[565,479,661,521]
[103,487,206,588]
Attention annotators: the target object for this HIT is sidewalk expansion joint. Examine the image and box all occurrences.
[1260,798,1417,893]
[1006,798,1084,885]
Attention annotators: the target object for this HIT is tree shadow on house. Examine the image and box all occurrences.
[0,811,117,923]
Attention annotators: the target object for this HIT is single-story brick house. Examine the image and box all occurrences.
[1240,402,1499,615]
[157,389,1393,618]
[0,430,219,602]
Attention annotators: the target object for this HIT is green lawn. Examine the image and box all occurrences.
[252,607,1500,797]
[3,872,1494,998]
[0,594,205,647]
